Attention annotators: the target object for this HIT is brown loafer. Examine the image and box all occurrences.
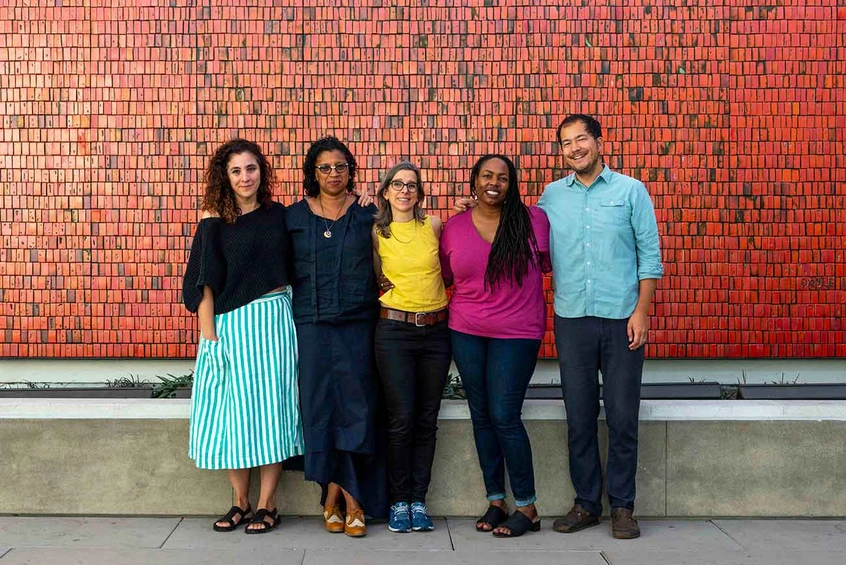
[344,508,367,537]
[611,508,640,539]
[552,504,600,533]
[323,505,344,533]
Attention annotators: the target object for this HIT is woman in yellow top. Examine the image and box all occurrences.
[371,161,450,533]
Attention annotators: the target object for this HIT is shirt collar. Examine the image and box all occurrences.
[565,164,612,187]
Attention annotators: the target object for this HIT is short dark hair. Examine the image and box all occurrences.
[556,114,602,145]
[302,136,358,197]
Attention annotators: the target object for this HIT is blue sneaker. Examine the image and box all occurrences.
[411,502,434,531]
[388,502,411,533]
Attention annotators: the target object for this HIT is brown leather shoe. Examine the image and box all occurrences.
[344,508,367,537]
[323,505,344,533]
[552,504,600,533]
[611,508,640,539]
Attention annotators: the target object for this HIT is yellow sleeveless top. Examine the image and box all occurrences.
[378,216,449,312]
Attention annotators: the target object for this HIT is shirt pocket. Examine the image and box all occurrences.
[597,199,630,228]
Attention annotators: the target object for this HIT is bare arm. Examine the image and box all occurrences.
[627,278,658,350]
[430,215,444,241]
[371,224,382,278]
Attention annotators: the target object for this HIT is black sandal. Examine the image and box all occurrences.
[491,511,541,538]
[475,505,509,532]
[213,504,253,532]
[245,507,279,534]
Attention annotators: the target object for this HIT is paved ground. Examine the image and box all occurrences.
[0,516,844,564]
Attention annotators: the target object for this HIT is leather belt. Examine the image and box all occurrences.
[379,307,448,327]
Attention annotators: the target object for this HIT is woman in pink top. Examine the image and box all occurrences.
[439,154,551,538]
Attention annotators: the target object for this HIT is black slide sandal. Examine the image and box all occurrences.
[475,505,509,532]
[491,511,541,538]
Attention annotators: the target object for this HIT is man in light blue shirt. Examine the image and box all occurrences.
[539,114,663,540]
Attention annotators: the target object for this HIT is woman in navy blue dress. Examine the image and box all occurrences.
[286,136,387,537]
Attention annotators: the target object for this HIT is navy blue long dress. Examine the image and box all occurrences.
[286,198,388,519]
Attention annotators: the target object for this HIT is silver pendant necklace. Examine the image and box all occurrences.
[319,196,344,239]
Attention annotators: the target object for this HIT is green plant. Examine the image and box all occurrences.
[442,372,466,400]
[153,371,194,399]
[105,374,150,388]
[768,372,800,385]
[19,381,52,389]
[720,385,739,400]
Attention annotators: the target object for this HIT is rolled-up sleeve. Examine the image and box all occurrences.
[631,182,663,280]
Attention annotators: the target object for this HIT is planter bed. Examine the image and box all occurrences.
[524,382,722,400]
[738,383,846,400]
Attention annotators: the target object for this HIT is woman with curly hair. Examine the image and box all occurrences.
[286,136,387,537]
[440,154,551,538]
[182,138,303,534]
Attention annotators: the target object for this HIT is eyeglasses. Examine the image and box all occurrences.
[315,163,349,175]
[389,180,419,193]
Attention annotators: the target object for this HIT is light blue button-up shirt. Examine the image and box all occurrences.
[537,165,663,320]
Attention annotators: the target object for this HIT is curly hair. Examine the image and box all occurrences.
[302,136,358,197]
[374,161,426,238]
[201,138,275,224]
[469,154,539,289]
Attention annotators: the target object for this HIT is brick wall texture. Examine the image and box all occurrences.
[1,1,844,359]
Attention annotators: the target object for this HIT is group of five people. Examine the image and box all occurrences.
[181,114,663,540]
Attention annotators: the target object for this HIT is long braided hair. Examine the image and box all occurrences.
[469,154,539,289]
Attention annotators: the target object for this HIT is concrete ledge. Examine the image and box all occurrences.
[2,400,845,517]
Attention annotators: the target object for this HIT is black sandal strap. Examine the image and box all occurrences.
[248,508,279,529]
[476,505,508,530]
[221,504,251,525]
[491,511,539,538]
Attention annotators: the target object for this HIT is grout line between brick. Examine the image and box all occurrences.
[0,548,12,560]
[599,549,612,565]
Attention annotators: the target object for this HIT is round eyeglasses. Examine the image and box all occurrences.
[316,163,349,175]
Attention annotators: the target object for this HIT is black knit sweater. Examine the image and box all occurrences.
[182,201,291,314]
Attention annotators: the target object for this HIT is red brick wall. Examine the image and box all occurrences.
[2,1,844,358]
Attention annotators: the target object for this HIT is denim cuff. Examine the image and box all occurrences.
[486,493,506,502]
[514,494,537,507]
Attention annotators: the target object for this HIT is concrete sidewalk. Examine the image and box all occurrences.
[0,516,844,564]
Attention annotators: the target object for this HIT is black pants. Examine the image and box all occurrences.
[374,318,451,504]
[554,315,645,514]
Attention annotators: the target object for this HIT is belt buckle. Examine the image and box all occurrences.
[414,312,426,327]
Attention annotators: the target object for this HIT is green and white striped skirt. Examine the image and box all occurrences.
[188,289,304,470]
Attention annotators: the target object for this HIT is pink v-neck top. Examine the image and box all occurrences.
[439,206,551,340]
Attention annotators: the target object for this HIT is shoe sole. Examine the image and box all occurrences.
[552,518,600,534]
[388,526,411,533]
[612,530,640,539]
[411,526,434,531]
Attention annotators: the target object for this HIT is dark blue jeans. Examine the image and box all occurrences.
[554,316,645,515]
[451,330,541,506]
[375,319,452,504]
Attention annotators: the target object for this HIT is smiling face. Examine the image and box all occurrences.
[226,151,261,208]
[558,119,604,179]
[384,169,421,216]
[314,149,350,197]
[474,157,510,208]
